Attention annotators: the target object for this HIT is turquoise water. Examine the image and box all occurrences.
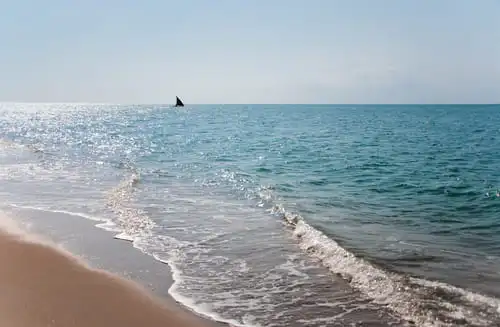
[1,103,500,326]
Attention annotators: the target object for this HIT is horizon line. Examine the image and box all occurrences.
[0,102,499,106]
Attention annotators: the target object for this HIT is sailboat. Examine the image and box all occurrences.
[174,96,184,107]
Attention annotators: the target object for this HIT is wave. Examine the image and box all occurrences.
[102,173,254,327]
[261,195,500,326]
[104,171,156,238]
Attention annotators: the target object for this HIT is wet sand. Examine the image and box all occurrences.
[0,211,216,327]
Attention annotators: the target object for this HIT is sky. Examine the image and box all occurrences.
[0,0,499,104]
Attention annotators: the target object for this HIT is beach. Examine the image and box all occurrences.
[0,207,222,327]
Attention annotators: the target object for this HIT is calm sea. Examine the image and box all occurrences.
[1,103,499,327]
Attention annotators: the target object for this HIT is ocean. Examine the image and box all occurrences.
[0,103,499,327]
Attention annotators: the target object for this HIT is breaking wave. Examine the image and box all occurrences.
[262,195,500,327]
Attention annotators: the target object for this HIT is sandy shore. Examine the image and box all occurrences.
[0,222,211,327]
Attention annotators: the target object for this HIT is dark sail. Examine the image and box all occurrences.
[175,96,184,107]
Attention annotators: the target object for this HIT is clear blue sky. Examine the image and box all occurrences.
[0,0,499,104]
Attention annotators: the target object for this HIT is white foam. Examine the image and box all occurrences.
[114,232,135,242]
[104,174,264,327]
[8,204,107,222]
[152,253,258,327]
[96,220,122,233]
[285,213,500,326]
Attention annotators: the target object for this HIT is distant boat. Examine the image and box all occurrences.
[174,96,184,107]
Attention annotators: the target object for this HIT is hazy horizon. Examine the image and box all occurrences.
[1,0,499,104]
[1,102,498,106]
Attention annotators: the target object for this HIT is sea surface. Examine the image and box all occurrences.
[0,103,499,327]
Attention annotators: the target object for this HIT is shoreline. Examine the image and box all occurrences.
[0,207,226,327]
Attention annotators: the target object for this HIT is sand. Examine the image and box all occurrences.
[0,226,209,327]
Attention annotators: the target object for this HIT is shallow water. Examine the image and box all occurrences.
[1,103,500,326]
